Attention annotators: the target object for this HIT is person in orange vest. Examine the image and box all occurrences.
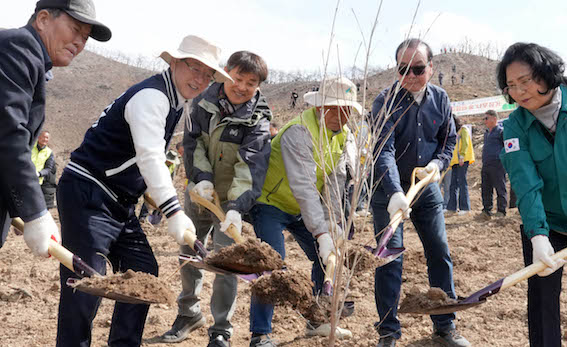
[446,117,475,215]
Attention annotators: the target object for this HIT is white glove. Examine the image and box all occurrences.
[193,180,214,201]
[23,212,61,258]
[317,233,335,265]
[36,171,40,177]
[531,235,566,277]
[416,161,441,183]
[167,212,196,245]
[387,192,412,220]
[220,210,242,235]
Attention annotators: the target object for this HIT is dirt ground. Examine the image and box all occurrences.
[1,171,567,347]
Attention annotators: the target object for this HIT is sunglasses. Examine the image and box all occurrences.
[398,64,428,76]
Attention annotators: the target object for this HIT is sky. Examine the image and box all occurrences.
[3,0,567,75]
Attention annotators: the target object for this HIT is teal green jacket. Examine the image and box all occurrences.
[500,85,567,239]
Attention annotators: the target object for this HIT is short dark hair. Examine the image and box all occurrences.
[497,42,566,103]
[395,38,433,64]
[28,8,63,25]
[453,115,462,130]
[225,51,268,84]
[485,109,498,119]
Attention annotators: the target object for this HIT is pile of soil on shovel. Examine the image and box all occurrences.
[398,287,458,313]
[251,269,313,311]
[206,238,283,273]
[70,270,176,305]
[345,247,389,272]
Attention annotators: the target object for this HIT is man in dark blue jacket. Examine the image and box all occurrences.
[370,39,469,347]
[0,0,110,254]
[481,110,507,217]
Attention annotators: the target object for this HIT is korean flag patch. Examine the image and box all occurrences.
[504,138,520,153]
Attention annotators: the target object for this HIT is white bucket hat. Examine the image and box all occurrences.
[303,76,362,114]
[160,35,232,83]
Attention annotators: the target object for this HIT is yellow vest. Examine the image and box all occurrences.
[258,108,348,215]
[450,126,475,166]
[31,144,52,185]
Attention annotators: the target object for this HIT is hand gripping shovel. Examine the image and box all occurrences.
[11,218,157,304]
[369,167,438,265]
[400,246,567,315]
[144,193,208,258]
[179,190,282,274]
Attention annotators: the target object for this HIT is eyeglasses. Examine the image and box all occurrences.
[398,64,428,76]
[183,60,214,81]
[503,77,533,94]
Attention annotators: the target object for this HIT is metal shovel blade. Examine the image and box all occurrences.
[66,278,157,305]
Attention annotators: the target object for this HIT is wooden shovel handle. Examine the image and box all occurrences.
[388,167,437,231]
[11,217,100,277]
[501,246,567,291]
[324,253,337,284]
[188,190,244,244]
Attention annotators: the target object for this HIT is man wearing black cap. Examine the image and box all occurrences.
[0,0,111,256]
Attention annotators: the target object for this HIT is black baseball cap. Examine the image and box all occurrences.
[35,0,111,42]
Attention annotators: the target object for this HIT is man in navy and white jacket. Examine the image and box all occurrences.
[55,35,232,347]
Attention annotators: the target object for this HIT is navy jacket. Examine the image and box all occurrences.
[371,82,456,197]
[0,25,52,242]
[483,125,504,167]
[67,69,184,216]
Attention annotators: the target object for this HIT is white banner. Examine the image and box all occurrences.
[451,95,517,116]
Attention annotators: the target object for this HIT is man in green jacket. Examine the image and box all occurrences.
[162,51,272,347]
[247,76,360,347]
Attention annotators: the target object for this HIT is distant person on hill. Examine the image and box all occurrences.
[498,42,567,347]
[438,71,444,86]
[160,51,272,347]
[446,117,475,215]
[461,71,465,84]
[451,74,457,86]
[32,131,57,209]
[481,109,507,218]
[269,121,279,139]
[0,0,110,253]
[452,64,456,73]
[55,35,231,347]
[370,38,469,347]
[290,89,299,108]
[247,77,358,346]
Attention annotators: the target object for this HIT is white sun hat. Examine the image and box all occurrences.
[160,35,232,83]
[303,76,362,114]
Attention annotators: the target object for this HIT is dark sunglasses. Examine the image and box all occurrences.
[398,64,427,76]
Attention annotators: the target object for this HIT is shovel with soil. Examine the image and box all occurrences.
[11,218,174,305]
[399,246,567,315]
[346,167,438,272]
[180,190,283,274]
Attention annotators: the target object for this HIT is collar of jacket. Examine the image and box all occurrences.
[24,24,52,73]
[509,84,567,132]
[161,68,183,110]
[200,82,273,126]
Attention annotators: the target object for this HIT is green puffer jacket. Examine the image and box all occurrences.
[500,84,567,239]
[183,83,272,213]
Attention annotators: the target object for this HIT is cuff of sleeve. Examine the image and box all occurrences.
[430,159,443,172]
[160,196,182,218]
[525,227,549,239]
[194,172,214,185]
[21,209,48,223]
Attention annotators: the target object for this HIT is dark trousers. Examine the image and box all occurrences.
[248,203,325,334]
[481,163,507,213]
[371,183,456,338]
[56,171,158,347]
[521,228,567,347]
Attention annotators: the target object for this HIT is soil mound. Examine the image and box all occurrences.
[70,269,176,305]
[251,269,313,311]
[205,238,284,273]
[398,287,458,314]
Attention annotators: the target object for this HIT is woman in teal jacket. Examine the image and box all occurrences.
[498,42,567,347]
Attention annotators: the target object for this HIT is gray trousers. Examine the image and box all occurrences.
[177,187,238,338]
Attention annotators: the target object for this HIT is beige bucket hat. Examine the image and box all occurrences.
[303,76,362,114]
[160,35,232,83]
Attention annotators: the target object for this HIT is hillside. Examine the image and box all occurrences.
[45,50,501,158]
